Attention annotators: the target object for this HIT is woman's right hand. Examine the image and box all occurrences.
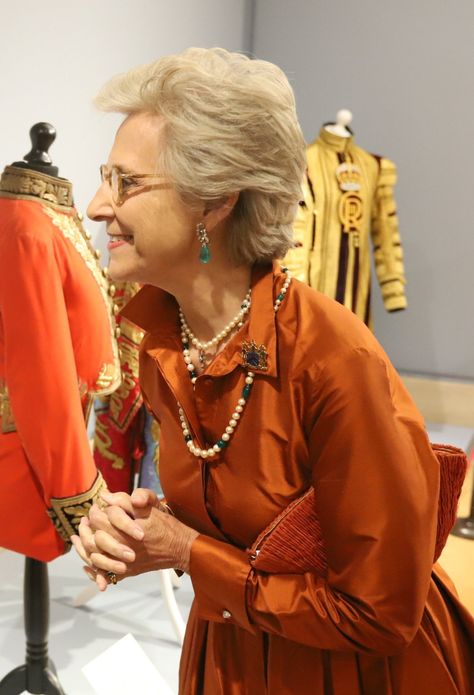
[72,487,196,589]
[71,488,159,590]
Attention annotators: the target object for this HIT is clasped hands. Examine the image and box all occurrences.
[71,488,198,590]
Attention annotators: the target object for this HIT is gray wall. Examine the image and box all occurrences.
[0,0,248,241]
[1,0,472,379]
[252,0,474,380]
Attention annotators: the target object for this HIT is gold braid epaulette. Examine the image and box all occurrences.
[46,472,106,549]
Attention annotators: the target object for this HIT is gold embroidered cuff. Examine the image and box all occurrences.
[385,294,407,312]
[47,472,106,546]
[381,279,407,311]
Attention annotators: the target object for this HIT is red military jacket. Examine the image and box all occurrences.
[0,165,121,561]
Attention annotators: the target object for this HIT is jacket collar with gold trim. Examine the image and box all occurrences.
[120,262,281,379]
[0,165,74,209]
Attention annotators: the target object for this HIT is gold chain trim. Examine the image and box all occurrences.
[41,206,121,395]
[0,166,73,207]
[47,471,106,545]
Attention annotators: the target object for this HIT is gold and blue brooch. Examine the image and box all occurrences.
[241,340,268,371]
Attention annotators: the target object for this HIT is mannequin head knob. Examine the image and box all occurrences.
[12,122,59,176]
[24,122,56,165]
[336,109,353,127]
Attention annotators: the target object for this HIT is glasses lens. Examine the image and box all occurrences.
[99,164,107,183]
[110,167,120,202]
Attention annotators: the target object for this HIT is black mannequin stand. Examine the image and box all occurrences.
[0,123,66,695]
[0,559,65,695]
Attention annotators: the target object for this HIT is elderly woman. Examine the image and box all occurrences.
[73,48,473,694]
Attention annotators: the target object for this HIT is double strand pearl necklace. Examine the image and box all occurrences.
[179,289,252,373]
[178,268,292,459]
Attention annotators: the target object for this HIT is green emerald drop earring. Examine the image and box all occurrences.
[196,222,211,264]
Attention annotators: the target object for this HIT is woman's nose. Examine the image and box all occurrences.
[87,183,114,222]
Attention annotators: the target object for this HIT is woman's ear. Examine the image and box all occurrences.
[203,192,239,230]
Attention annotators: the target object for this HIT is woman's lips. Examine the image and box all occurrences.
[107,235,133,251]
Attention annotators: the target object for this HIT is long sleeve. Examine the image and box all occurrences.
[190,346,439,655]
[0,232,100,538]
[371,157,407,311]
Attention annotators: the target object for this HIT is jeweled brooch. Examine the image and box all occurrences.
[241,340,268,371]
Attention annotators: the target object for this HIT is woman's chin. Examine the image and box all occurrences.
[107,259,139,284]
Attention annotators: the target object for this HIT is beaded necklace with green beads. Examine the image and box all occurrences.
[176,268,292,459]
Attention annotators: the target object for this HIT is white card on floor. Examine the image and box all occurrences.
[82,633,174,695]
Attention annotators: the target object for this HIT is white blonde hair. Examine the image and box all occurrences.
[95,47,306,265]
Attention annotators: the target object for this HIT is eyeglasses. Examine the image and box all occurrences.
[99,164,169,205]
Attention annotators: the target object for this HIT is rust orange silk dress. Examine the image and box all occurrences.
[123,263,474,695]
[0,166,120,561]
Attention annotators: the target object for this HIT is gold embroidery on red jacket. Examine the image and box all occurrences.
[93,413,127,471]
[108,318,144,432]
[42,206,121,395]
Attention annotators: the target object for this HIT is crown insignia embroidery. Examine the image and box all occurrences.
[335,162,361,192]
[241,340,268,371]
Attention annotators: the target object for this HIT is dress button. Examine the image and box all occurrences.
[222,610,232,620]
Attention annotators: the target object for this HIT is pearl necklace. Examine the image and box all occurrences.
[179,289,251,367]
[178,268,292,459]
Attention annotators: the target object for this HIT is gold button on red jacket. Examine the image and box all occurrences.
[0,166,120,561]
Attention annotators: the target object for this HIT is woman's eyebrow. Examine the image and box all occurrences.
[109,162,135,174]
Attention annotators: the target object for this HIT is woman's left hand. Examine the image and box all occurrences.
[71,489,199,590]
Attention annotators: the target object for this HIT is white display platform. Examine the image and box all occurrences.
[83,633,174,695]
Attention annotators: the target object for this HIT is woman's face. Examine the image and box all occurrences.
[87,111,202,285]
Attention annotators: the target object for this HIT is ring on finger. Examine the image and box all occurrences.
[96,496,110,511]
[106,571,118,585]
